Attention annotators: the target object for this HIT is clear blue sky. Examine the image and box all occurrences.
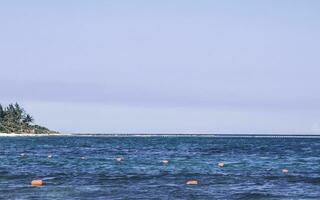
[1,0,320,133]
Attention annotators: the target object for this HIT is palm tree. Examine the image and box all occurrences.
[23,114,34,124]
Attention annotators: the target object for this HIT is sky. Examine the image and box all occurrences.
[1,0,320,134]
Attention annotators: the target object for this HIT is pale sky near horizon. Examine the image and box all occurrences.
[1,0,320,133]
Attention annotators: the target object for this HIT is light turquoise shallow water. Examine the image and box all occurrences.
[0,136,320,199]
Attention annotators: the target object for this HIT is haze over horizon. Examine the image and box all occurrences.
[1,1,320,134]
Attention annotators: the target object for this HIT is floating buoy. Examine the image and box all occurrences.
[116,157,124,162]
[282,168,289,173]
[31,180,44,187]
[218,162,225,168]
[162,160,169,165]
[186,180,198,185]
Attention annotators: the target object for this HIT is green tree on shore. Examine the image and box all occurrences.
[0,103,54,134]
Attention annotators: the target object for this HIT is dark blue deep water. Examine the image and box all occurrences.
[0,136,320,199]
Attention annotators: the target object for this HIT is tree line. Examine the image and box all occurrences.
[0,103,53,134]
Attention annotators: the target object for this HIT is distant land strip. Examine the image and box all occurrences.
[65,133,320,138]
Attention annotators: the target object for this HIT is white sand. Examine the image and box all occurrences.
[0,132,66,137]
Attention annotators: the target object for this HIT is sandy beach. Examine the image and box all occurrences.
[0,132,65,137]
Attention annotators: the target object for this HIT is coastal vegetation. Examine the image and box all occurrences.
[0,103,56,134]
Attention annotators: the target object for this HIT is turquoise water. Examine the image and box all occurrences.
[0,136,320,199]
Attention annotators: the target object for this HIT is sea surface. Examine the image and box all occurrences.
[0,135,320,199]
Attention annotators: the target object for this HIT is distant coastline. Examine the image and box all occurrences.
[67,132,320,136]
[4,132,316,138]
[0,132,320,137]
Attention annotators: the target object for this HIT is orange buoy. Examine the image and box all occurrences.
[186,180,199,185]
[162,160,169,165]
[282,168,289,173]
[31,180,44,187]
[218,162,225,168]
[116,157,124,162]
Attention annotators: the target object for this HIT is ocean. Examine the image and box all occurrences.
[0,135,320,199]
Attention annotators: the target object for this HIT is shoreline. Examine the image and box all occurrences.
[0,132,66,137]
[1,132,320,138]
